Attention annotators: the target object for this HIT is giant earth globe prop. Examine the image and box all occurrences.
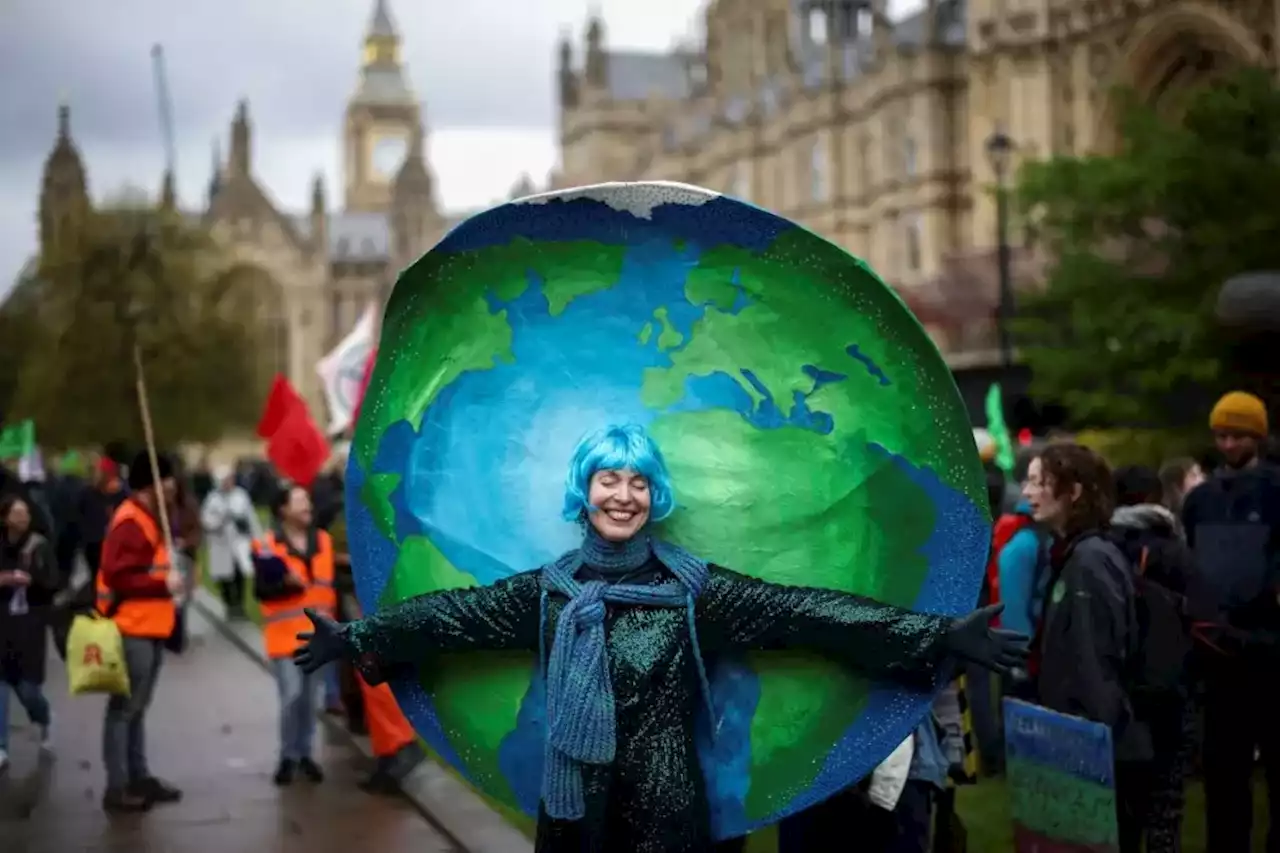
[347,181,989,839]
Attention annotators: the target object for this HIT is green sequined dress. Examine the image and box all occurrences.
[344,558,951,853]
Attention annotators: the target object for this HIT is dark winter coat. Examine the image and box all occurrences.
[0,530,58,685]
[1181,463,1280,652]
[1037,531,1152,762]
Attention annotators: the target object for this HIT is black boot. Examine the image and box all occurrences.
[359,767,400,795]
[130,776,183,804]
[273,759,295,786]
[298,757,324,783]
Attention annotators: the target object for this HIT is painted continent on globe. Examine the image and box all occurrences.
[347,181,989,840]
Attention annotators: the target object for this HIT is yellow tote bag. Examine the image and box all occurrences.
[66,612,130,697]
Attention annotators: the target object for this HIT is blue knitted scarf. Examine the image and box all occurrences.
[538,528,716,821]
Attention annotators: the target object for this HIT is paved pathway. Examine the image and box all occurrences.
[0,608,458,853]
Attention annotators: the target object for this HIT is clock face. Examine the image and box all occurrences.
[371,134,408,180]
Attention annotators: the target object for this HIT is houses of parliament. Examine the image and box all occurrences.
[34,0,1277,417]
[549,0,1275,374]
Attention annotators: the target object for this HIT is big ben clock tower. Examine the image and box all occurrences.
[344,0,420,212]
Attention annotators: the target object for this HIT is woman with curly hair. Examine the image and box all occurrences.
[1023,443,1150,853]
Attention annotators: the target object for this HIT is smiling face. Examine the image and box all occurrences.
[586,467,651,542]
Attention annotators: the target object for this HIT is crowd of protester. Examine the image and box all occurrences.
[975,389,1279,853]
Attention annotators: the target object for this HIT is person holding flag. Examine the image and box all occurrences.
[96,451,185,814]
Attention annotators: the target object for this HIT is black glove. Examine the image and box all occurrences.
[947,762,973,785]
[945,603,1029,675]
[293,607,349,674]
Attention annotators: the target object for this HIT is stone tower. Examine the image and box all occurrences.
[390,123,438,265]
[343,0,421,212]
[39,101,90,256]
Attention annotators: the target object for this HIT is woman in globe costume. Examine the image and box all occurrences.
[295,424,1027,853]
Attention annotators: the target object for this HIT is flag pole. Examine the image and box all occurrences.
[132,342,177,560]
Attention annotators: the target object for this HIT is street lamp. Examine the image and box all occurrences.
[986,127,1015,372]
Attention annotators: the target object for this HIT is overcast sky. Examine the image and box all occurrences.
[0,0,715,292]
[1,0,923,296]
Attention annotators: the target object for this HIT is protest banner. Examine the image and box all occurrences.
[1003,698,1119,853]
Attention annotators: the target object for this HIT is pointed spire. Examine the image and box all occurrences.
[353,0,411,105]
[40,94,89,256]
[57,96,70,140]
[558,27,578,108]
[207,138,222,203]
[311,172,326,214]
[230,98,251,175]
[584,10,606,87]
[368,0,397,39]
[393,122,434,201]
[558,27,573,69]
[586,9,603,46]
[160,169,176,211]
[44,98,86,179]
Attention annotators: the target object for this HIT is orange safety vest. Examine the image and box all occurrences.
[96,499,176,640]
[255,529,336,660]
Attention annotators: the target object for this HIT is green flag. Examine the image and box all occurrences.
[59,449,87,476]
[0,419,34,460]
[984,384,1016,476]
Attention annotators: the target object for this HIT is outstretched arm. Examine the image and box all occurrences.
[696,566,952,687]
[338,570,544,682]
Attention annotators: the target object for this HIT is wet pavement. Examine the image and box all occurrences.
[0,608,458,853]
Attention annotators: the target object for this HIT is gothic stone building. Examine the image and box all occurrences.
[550,0,1277,376]
[36,0,450,418]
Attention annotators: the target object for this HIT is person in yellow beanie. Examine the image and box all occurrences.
[1208,391,1269,470]
[1182,390,1280,853]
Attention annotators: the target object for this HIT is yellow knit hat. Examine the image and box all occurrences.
[1209,391,1269,437]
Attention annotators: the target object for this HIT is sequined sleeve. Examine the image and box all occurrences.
[344,570,543,683]
[697,566,952,686]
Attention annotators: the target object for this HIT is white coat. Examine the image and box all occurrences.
[867,735,915,811]
[200,486,261,582]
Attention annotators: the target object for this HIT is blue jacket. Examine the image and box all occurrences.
[996,500,1049,637]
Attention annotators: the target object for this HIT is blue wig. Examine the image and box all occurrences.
[561,424,676,523]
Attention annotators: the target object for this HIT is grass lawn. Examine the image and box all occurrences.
[954,772,1270,853]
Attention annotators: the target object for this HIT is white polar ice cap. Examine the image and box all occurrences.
[510,181,720,220]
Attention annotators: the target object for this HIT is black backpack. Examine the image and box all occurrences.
[1108,529,1194,695]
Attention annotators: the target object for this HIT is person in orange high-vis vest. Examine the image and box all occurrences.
[96,451,186,815]
[252,484,335,787]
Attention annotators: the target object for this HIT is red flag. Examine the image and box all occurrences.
[350,347,377,430]
[256,374,296,439]
[257,375,330,488]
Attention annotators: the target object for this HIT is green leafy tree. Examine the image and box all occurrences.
[9,202,269,448]
[1013,67,1280,427]
[0,265,48,421]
